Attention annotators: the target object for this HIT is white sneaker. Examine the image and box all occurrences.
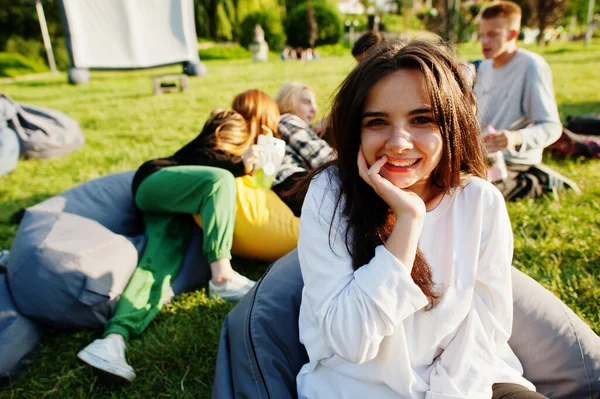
[77,337,136,383]
[209,271,256,301]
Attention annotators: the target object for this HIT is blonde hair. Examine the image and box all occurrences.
[197,109,251,159]
[479,1,522,30]
[232,89,280,141]
[275,82,316,116]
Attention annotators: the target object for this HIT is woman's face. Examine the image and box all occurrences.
[360,69,443,199]
[293,89,317,124]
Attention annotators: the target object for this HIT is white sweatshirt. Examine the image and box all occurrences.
[296,170,535,399]
[474,49,562,165]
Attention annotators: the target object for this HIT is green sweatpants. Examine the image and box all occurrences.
[104,166,236,340]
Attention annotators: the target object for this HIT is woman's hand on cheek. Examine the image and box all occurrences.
[357,148,426,220]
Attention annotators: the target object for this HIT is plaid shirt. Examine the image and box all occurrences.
[274,113,335,185]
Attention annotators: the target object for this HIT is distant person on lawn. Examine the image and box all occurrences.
[474,1,578,201]
[352,30,386,61]
[272,82,335,216]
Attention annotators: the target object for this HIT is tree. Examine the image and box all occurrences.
[306,0,318,48]
[0,0,63,50]
[534,0,570,43]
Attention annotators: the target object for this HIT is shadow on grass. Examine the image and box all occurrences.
[1,271,238,398]
[16,80,70,89]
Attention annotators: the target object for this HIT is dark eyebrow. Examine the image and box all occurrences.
[362,111,387,119]
[408,107,433,115]
[362,108,433,119]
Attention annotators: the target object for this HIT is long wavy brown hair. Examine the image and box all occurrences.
[302,40,488,308]
[232,89,280,142]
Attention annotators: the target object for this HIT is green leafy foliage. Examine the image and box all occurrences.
[215,3,234,41]
[198,44,252,60]
[4,36,70,71]
[239,10,286,51]
[285,2,343,48]
[380,12,426,33]
[0,52,47,77]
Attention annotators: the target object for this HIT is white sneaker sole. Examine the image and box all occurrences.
[77,349,136,383]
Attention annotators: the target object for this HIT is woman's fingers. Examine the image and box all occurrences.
[367,155,388,182]
[357,147,373,186]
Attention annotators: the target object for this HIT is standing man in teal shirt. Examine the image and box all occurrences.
[474,1,577,201]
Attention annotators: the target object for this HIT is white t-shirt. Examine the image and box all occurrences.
[296,169,535,399]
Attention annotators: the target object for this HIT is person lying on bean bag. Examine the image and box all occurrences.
[77,109,261,383]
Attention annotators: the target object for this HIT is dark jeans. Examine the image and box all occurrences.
[492,383,547,399]
[493,163,547,202]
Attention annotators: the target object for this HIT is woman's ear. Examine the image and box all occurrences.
[509,29,519,41]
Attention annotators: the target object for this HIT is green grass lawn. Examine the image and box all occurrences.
[1,40,599,398]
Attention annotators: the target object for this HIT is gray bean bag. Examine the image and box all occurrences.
[6,171,210,328]
[1,93,84,160]
[0,274,44,382]
[213,250,600,399]
[0,126,19,176]
[0,96,20,176]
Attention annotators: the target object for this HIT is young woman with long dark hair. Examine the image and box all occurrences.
[296,40,544,398]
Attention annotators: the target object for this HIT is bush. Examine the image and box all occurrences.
[215,3,234,41]
[315,43,347,56]
[380,13,425,33]
[0,52,47,77]
[5,36,45,66]
[285,3,343,48]
[4,36,71,71]
[198,45,252,60]
[239,10,286,51]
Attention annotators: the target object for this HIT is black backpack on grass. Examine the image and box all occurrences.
[566,114,600,136]
[548,114,600,159]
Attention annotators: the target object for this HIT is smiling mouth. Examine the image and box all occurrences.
[386,158,419,167]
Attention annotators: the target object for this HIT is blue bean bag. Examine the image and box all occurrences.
[6,171,210,329]
[0,274,44,381]
[0,126,19,176]
[0,93,84,160]
[213,250,600,399]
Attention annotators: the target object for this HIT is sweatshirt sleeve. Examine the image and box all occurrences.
[427,186,515,399]
[298,172,429,365]
[516,59,562,153]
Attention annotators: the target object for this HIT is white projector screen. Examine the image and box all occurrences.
[60,0,199,69]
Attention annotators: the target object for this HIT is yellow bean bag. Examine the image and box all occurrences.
[194,176,300,261]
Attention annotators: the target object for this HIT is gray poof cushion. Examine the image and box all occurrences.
[0,275,44,379]
[509,267,600,398]
[60,171,143,236]
[213,250,600,399]
[7,171,210,329]
[213,250,308,399]
[7,196,140,328]
[0,126,19,176]
[9,98,85,160]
